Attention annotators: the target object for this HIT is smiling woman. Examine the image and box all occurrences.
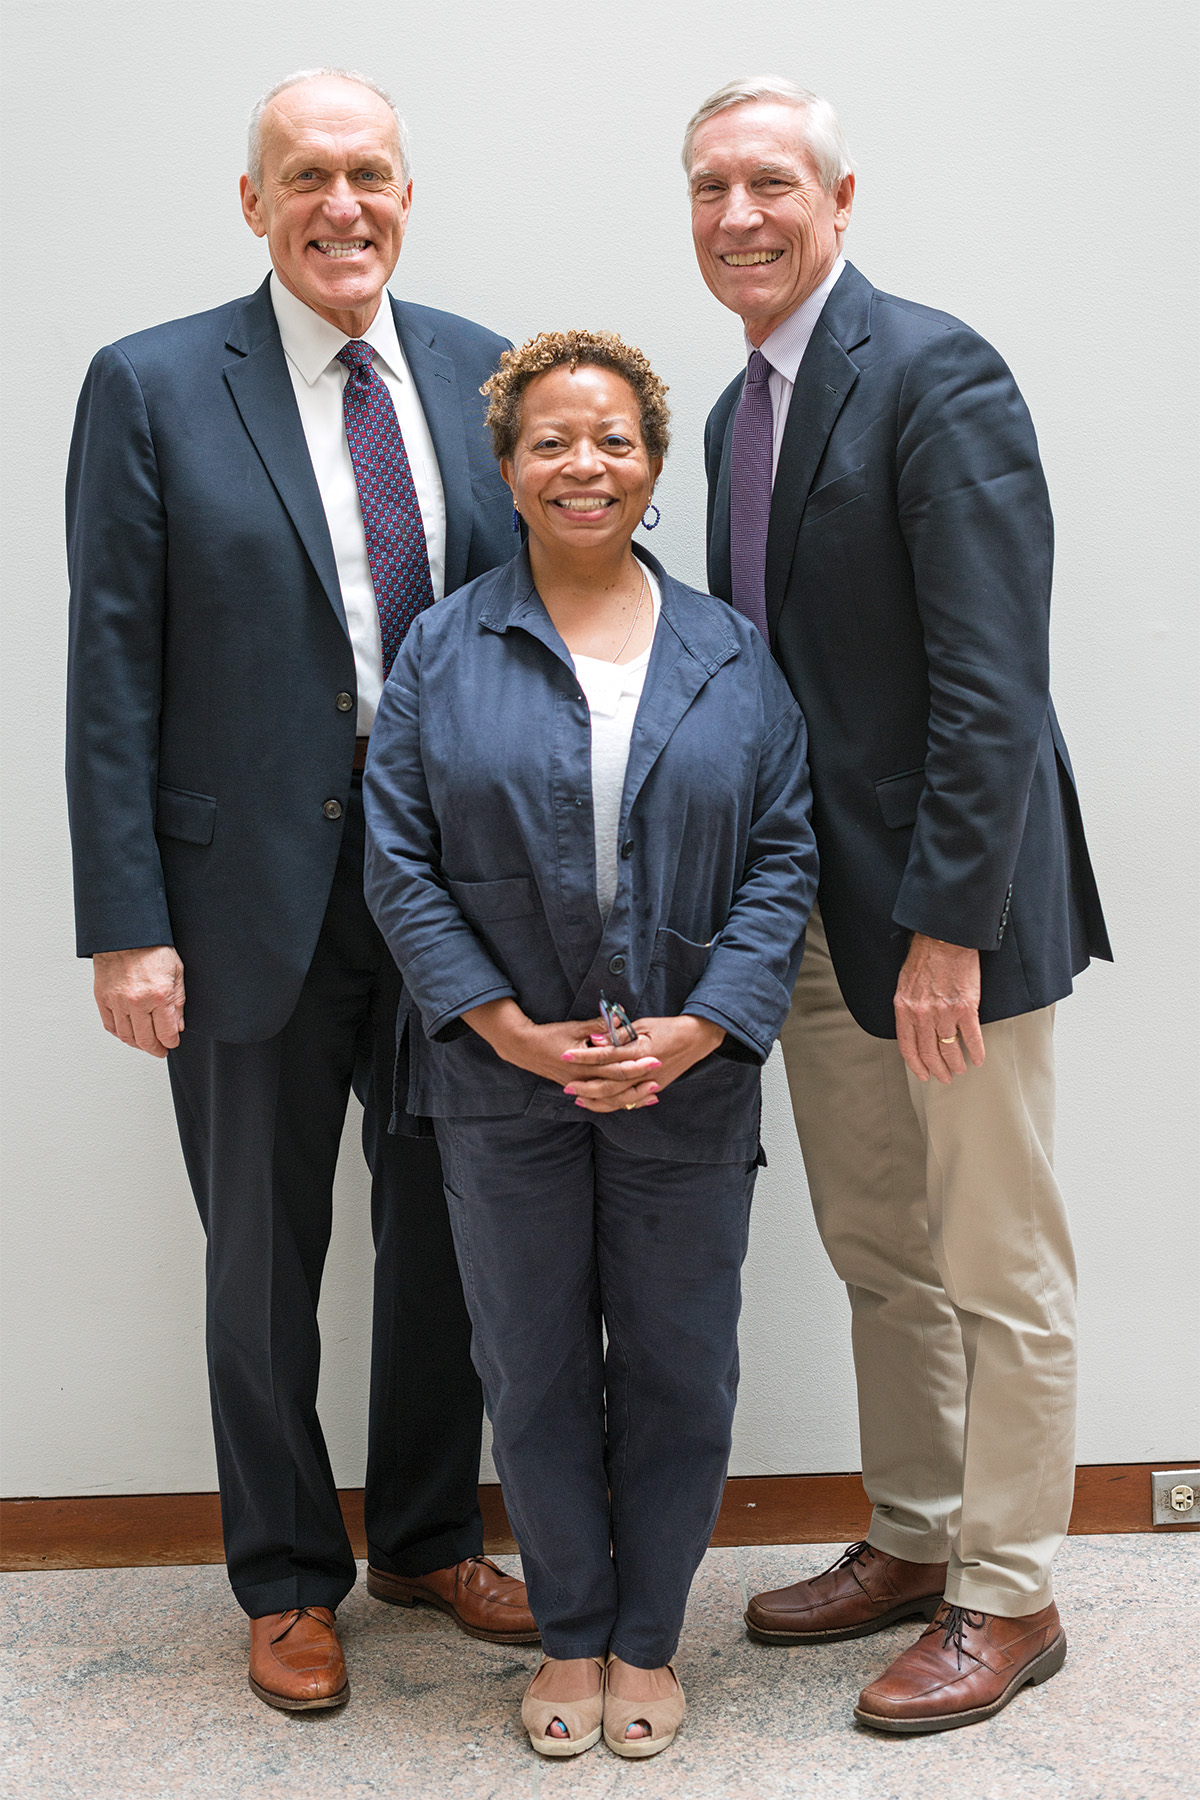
[480,333,670,664]
[361,329,818,1758]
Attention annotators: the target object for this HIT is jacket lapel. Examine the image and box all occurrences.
[619,557,739,828]
[480,551,740,828]
[222,280,348,636]
[393,300,473,595]
[707,380,741,601]
[764,268,873,636]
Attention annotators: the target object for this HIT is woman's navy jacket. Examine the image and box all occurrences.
[363,547,818,1165]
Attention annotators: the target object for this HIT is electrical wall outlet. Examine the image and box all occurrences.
[1152,1469,1200,1525]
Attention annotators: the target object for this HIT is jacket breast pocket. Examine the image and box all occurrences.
[637,927,713,1016]
[874,768,926,830]
[803,464,868,527]
[155,784,216,845]
[445,874,547,999]
[446,874,538,923]
[471,464,515,506]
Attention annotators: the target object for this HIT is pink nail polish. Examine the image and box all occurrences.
[563,1086,576,1096]
[562,1051,575,1061]
[648,1083,659,1092]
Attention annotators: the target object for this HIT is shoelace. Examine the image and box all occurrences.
[269,1605,330,1648]
[826,1539,874,1574]
[926,1604,987,1668]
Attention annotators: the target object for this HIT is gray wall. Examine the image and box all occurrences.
[2,0,1197,1497]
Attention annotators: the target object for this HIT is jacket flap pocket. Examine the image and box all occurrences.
[874,767,925,830]
[447,874,537,923]
[803,464,867,525]
[471,464,516,503]
[155,784,216,845]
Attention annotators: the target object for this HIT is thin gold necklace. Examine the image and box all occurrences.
[609,565,649,664]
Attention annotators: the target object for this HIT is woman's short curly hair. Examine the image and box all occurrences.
[481,330,670,463]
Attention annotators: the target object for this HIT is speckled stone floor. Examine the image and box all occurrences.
[2,1536,1196,1799]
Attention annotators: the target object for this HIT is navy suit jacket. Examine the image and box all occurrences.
[66,276,515,1041]
[705,261,1111,1038]
[362,547,819,1165]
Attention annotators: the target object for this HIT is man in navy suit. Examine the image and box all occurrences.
[66,67,535,1710]
[687,77,1110,1732]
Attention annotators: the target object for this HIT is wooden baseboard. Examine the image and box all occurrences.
[2,1464,1189,1573]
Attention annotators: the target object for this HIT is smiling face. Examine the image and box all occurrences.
[240,76,411,336]
[501,364,662,562]
[689,100,854,344]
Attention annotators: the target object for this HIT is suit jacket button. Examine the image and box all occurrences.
[621,839,634,859]
[335,692,354,712]
[608,955,626,975]
[323,799,343,820]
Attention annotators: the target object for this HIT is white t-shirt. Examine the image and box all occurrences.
[571,569,662,919]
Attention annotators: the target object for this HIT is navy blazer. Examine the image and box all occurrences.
[706,261,1111,1038]
[65,277,515,1040]
[362,548,818,1165]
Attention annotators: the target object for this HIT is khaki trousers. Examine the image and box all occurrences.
[779,909,1077,1616]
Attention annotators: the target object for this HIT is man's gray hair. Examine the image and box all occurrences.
[682,76,853,192]
[246,67,411,188]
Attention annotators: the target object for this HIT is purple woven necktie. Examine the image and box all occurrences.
[337,339,434,675]
[728,349,773,641]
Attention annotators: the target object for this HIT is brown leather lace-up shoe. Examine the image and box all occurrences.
[367,1555,540,1644]
[745,1540,948,1644]
[248,1606,349,1711]
[855,1600,1067,1733]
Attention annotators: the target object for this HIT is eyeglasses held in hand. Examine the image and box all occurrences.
[598,991,637,1048]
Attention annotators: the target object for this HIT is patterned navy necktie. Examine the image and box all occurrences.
[336,339,435,675]
[728,348,773,642]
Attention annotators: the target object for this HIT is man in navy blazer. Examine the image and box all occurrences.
[687,77,1111,1732]
[65,67,534,1709]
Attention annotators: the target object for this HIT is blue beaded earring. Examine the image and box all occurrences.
[512,507,522,533]
[641,502,661,531]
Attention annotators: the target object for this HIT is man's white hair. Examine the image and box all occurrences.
[246,67,411,188]
[682,76,853,192]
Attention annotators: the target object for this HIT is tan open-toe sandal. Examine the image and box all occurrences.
[603,1660,685,1759]
[521,1656,605,1757]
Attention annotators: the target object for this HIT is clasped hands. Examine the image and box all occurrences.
[463,998,725,1112]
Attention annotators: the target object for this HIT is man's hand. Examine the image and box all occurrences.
[92,946,186,1058]
[894,933,985,1085]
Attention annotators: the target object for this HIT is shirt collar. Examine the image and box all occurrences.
[269,270,405,387]
[746,255,846,384]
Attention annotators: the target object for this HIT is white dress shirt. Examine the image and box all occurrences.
[571,570,662,920]
[747,256,846,483]
[270,272,447,734]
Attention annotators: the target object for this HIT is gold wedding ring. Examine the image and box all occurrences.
[939,1034,958,1043]
[625,1103,637,1111]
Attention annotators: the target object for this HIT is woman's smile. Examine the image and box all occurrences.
[551,493,618,515]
